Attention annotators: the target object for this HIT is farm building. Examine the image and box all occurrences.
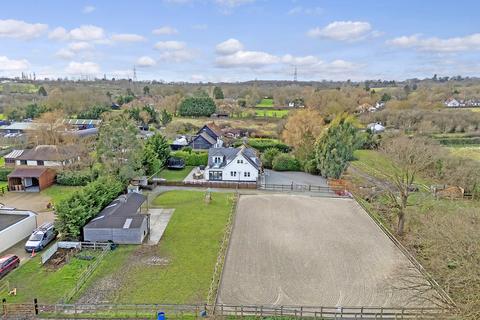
[0,209,37,253]
[15,145,80,167]
[83,193,149,244]
[3,149,24,167]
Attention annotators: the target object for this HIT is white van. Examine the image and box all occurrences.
[25,223,57,252]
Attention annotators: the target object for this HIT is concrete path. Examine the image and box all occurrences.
[146,208,174,245]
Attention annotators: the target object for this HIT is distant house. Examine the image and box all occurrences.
[189,124,224,150]
[83,193,149,244]
[170,136,189,151]
[367,122,386,133]
[7,145,81,192]
[445,98,460,108]
[204,146,261,182]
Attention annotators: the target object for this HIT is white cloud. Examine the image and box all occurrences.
[0,19,48,39]
[282,54,321,66]
[0,56,30,71]
[308,21,372,41]
[49,25,105,41]
[83,5,96,13]
[137,56,156,67]
[152,26,178,35]
[155,41,186,50]
[55,49,75,60]
[216,38,244,55]
[216,50,279,68]
[111,33,146,42]
[65,61,100,75]
[387,33,480,52]
[68,41,94,52]
[288,6,323,16]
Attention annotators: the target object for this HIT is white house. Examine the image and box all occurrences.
[15,145,80,167]
[445,98,460,108]
[204,146,262,182]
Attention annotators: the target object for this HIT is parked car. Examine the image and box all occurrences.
[0,255,20,279]
[25,222,57,252]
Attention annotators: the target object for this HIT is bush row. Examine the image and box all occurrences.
[0,168,12,181]
[56,170,94,186]
[233,138,291,153]
[55,176,125,240]
[170,150,208,166]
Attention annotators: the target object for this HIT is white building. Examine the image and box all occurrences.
[205,146,262,182]
[0,208,37,254]
[367,122,386,133]
[445,98,460,108]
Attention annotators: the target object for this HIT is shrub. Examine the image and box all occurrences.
[261,148,280,169]
[233,138,291,153]
[179,97,216,117]
[272,153,301,171]
[171,150,208,166]
[55,176,124,240]
[0,168,12,181]
[56,170,94,186]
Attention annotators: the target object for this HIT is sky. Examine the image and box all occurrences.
[1,0,480,82]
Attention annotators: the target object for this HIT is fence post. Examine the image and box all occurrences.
[280,305,283,316]
[241,305,243,317]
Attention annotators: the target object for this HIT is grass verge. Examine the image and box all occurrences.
[158,166,194,181]
[41,185,82,205]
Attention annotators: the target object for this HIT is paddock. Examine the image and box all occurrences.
[217,194,435,307]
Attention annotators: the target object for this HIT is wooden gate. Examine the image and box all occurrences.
[1,301,36,319]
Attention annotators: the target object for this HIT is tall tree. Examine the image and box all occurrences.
[145,133,170,166]
[213,86,224,99]
[282,108,324,163]
[97,113,143,182]
[315,113,359,179]
[143,85,150,96]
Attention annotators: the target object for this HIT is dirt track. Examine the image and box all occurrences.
[218,194,433,307]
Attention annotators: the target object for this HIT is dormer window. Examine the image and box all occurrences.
[214,156,222,164]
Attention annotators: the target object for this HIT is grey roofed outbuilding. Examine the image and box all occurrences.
[208,146,261,170]
[85,193,146,229]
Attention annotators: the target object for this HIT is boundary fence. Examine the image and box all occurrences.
[59,242,112,303]
[158,180,258,189]
[207,192,238,306]
[29,303,450,319]
[353,196,455,308]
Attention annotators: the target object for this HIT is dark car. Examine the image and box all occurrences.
[0,255,20,279]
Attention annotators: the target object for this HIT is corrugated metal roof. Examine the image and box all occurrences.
[4,149,24,159]
[63,119,102,126]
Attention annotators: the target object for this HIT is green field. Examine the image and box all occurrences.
[158,166,194,181]
[0,251,102,303]
[256,98,274,108]
[77,190,233,304]
[254,109,289,118]
[448,145,480,161]
[42,185,83,205]
[0,83,39,94]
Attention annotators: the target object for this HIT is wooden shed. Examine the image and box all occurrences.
[7,167,56,192]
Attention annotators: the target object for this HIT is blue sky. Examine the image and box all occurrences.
[1,0,479,82]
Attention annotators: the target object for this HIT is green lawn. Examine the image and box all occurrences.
[254,109,289,118]
[448,145,480,162]
[42,185,82,205]
[256,98,274,108]
[112,190,233,303]
[0,252,100,303]
[158,166,194,181]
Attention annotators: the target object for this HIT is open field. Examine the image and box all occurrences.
[448,145,480,161]
[218,194,433,307]
[254,109,289,118]
[77,190,233,304]
[158,166,194,181]
[256,98,274,107]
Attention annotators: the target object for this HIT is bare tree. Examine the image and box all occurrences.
[380,136,438,236]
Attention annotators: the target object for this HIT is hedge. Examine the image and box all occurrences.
[179,97,216,117]
[0,168,12,181]
[272,153,301,171]
[56,170,94,186]
[233,138,291,153]
[170,150,208,166]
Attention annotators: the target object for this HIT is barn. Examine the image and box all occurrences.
[83,193,149,244]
